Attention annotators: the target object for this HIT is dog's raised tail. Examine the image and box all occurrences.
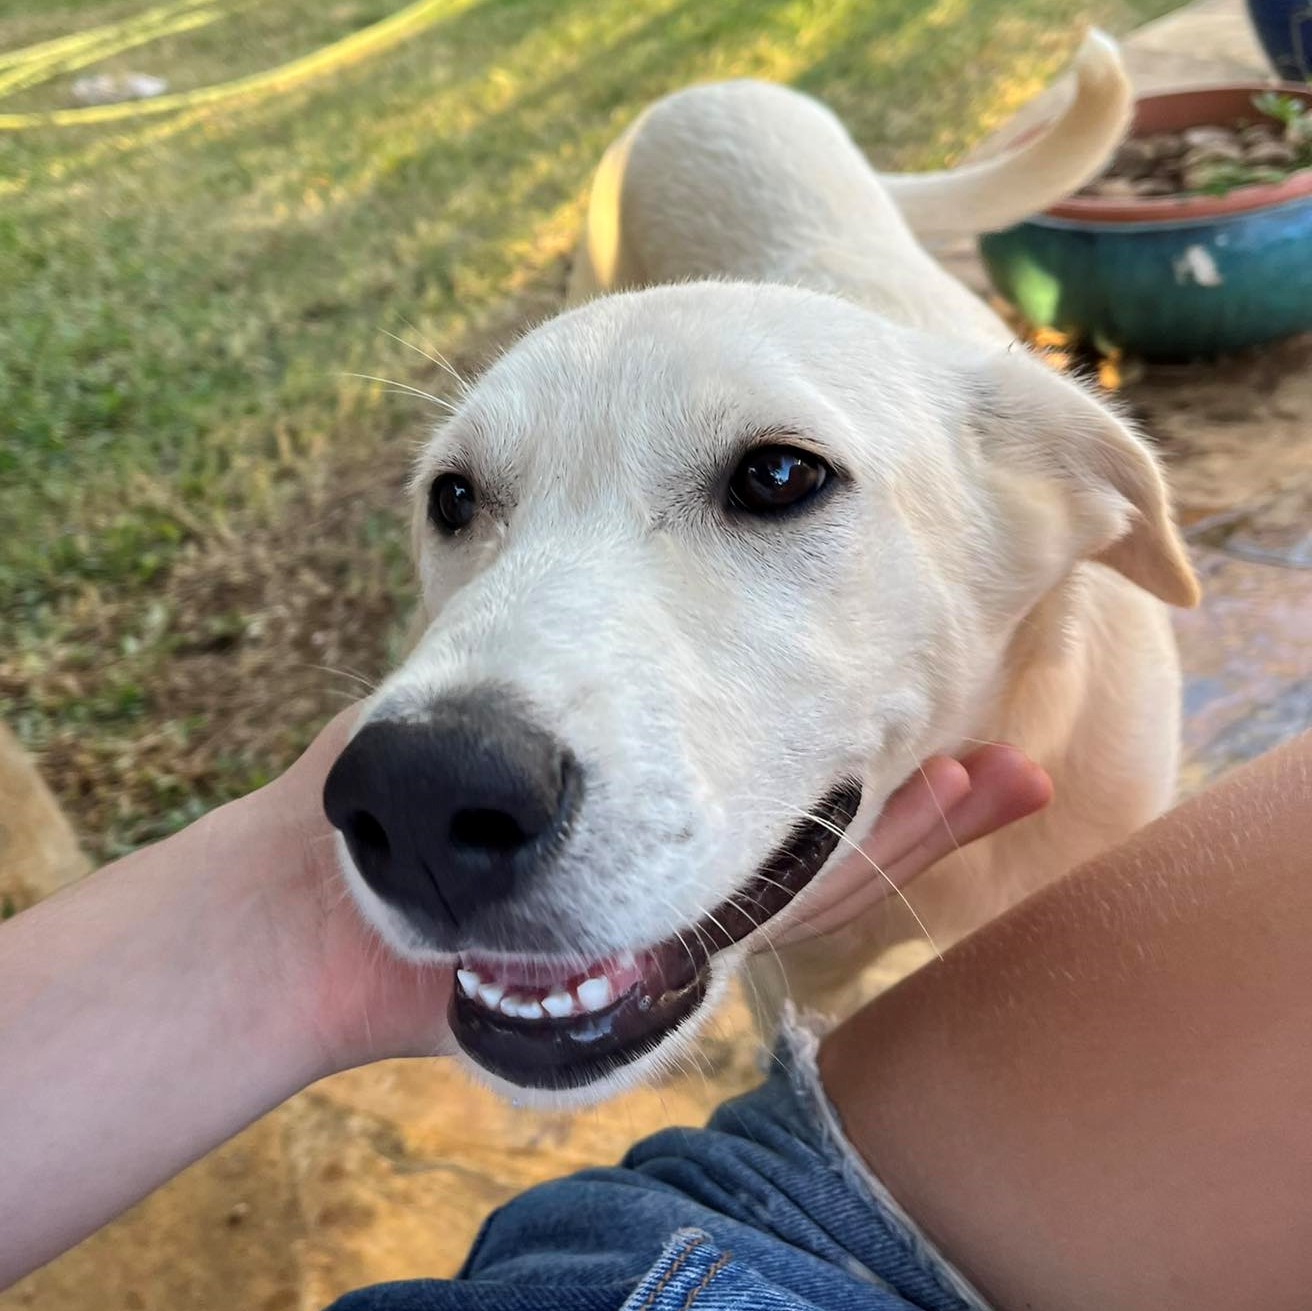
[881,30,1133,239]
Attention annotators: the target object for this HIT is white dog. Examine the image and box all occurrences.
[323,31,1199,1104]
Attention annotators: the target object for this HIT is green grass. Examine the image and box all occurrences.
[0,0,1178,856]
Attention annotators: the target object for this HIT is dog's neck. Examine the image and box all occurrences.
[968,566,1098,766]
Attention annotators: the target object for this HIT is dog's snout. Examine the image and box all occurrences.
[323,690,580,935]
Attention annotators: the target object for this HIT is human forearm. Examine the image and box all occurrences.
[0,799,325,1288]
[821,732,1312,1311]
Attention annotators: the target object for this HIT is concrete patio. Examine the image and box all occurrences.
[3,1,1308,1307]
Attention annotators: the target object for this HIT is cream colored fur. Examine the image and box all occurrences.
[562,30,1197,1027]
[340,32,1200,1101]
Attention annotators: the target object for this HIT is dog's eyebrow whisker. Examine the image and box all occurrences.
[340,372,459,413]
[739,793,943,962]
[379,386,459,413]
[300,661,378,693]
[382,320,471,393]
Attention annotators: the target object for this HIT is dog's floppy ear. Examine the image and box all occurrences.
[971,350,1200,608]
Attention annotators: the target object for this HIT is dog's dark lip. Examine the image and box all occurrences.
[449,777,863,1091]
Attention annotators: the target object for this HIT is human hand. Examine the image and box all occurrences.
[769,746,1052,946]
[229,707,457,1076]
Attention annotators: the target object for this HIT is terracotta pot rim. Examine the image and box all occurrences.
[1039,82,1312,224]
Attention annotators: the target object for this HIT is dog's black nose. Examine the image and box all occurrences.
[323,689,580,935]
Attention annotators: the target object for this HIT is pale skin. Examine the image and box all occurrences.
[0,709,1046,1290]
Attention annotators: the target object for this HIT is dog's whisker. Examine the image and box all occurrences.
[378,331,466,392]
[738,792,943,961]
[340,371,459,413]
[650,892,712,993]
[678,894,784,1044]
[385,318,471,393]
[300,661,378,693]
[378,385,459,411]
[902,744,969,873]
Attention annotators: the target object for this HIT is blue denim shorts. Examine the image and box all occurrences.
[328,1017,990,1311]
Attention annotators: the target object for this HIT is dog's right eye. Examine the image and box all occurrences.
[428,472,478,534]
[727,445,830,516]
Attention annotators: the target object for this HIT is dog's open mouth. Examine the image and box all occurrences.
[449,778,862,1090]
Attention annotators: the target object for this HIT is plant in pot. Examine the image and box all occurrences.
[978,85,1312,360]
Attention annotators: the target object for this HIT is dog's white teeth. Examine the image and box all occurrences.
[466,963,626,1019]
[497,992,545,1021]
[541,989,575,1018]
[576,976,612,1012]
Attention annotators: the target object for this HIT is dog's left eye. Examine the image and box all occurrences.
[727,445,829,515]
[429,472,479,533]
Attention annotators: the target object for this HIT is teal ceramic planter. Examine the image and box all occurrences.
[979,84,1312,360]
[980,197,1312,359]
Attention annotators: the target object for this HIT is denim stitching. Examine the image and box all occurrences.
[678,1252,731,1311]
[635,1231,706,1311]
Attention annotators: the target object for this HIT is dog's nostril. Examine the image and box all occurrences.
[449,807,530,855]
[348,810,391,861]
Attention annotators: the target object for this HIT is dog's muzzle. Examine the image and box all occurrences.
[324,687,861,1092]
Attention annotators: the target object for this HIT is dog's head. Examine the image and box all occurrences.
[324,282,1196,1102]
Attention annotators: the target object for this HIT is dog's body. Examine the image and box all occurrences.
[325,34,1199,1102]
[564,34,1192,1014]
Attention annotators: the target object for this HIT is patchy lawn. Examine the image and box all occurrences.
[1,0,1176,858]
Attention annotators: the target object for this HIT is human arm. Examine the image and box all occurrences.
[821,731,1312,1311]
[0,710,454,1288]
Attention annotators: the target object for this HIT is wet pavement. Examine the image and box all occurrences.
[1127,338,1312,790]
[1174,527,1312,791]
